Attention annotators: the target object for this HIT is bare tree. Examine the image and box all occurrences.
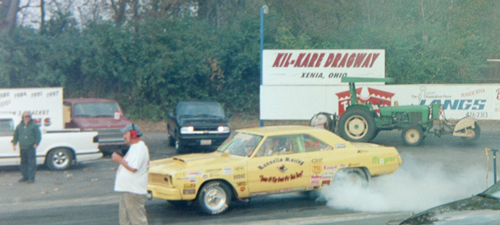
[0,0,20,33]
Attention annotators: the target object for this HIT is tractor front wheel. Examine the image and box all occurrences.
[402,126,424,146]
[338,109,377,142]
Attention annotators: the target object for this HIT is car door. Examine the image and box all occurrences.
[247,135,310,195]
[0,118,19,166]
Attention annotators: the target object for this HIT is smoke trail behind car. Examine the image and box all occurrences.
[319,153,488,213]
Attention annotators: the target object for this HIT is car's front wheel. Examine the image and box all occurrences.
[197,181,232,215]
[46,148,73,170]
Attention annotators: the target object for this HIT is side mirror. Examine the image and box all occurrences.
[226,111,232,118]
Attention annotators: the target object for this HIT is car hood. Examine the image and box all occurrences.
[72,117,131,129]
[351,142,389,149]
[400,195,500,225]
[178,116,228,126]
[149,152,243,174]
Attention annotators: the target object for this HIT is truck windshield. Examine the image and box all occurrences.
[176,102,224,117]
[217,132,263,157]
[74,102,121,117]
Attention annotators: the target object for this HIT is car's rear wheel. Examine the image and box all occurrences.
[46,148,73,170]
[197,181,232,215]
[334,168,369,188]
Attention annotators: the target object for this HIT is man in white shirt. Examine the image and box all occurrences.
[112,124,150,225]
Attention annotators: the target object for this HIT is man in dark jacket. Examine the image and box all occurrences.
[11,111,42,183]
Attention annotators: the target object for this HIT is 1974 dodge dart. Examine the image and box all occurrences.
[147,126,402,215]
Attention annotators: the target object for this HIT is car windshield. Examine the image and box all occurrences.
[73,102,121,117]
[217,132,263,157]
[176,102,224,117]
[481,181,500,198]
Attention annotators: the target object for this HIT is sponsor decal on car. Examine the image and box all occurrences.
[187,171,203,176]
[372,156,396,164]
[311,158,323,163]
[184,183,195,188]
[234,174,245,180]
[183,189,196,195]
[310,174,322,186]
[250,192,267,197]
[258,158,304,170]
[324,165,338,172]
[312,165,322,174]
[223,167,233,175]
[259,170,304,183]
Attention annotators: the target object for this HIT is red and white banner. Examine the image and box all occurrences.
[263,49,385,85]
[260,84,500,120]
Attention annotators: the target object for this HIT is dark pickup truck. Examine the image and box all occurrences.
[167,101,231,154]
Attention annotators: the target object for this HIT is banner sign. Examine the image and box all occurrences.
[260,84,500,120]
[263,49,385,85]
[0,88,64,129]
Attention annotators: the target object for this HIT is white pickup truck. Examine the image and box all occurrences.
[0,114,102,170]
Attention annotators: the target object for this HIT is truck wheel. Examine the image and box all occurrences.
[461,123,481,142]
[175,139,187,154]
[46,148,73,170]
[168,133,175,147]
[338,109,376,142]
[197,181,232,215]
[402,126,424,146]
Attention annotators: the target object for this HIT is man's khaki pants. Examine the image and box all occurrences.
[119,192,148,225]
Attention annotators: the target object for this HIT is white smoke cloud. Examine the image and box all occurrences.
[319,153,491,213]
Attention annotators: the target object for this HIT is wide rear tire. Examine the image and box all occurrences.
[333,168,369,188]
[338,109,377,142]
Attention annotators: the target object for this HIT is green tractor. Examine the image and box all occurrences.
[310,77,480,146]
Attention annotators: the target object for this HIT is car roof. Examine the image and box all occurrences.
[235,126,322,136]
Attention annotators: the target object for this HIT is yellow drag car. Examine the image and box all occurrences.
[147,126,402,215]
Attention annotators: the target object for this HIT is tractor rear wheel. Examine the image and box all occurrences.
[338,109,377,142]
[402,125,424,146]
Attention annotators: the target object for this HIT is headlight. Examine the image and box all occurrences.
[218,126,230,132]
[180,126,194,133]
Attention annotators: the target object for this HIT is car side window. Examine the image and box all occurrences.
[303,134,333,152]
[255,135,302,157]
[0,119,14,136]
